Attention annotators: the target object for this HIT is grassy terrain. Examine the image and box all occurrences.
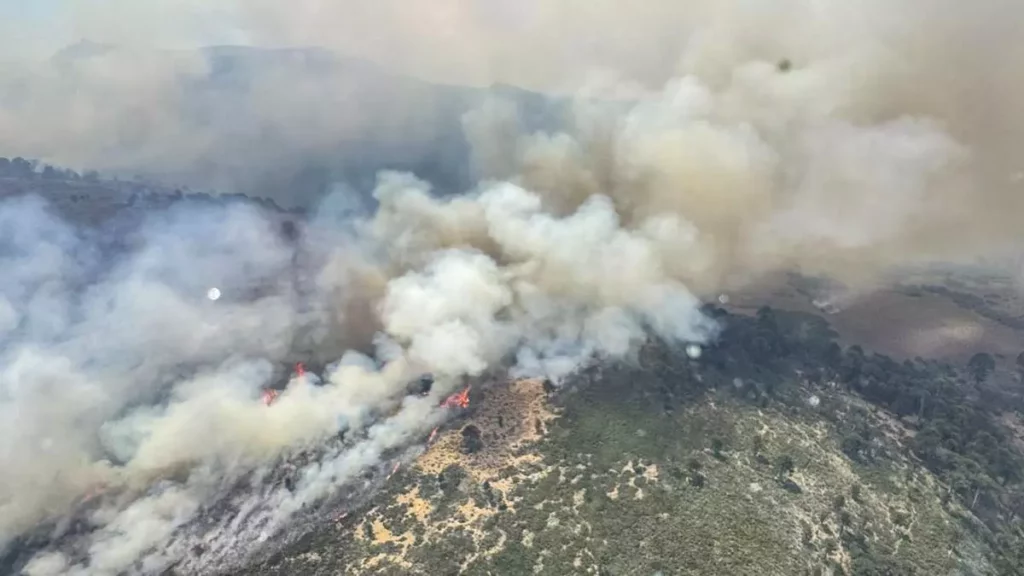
[240,303,1024,575]
[242,393,974,576]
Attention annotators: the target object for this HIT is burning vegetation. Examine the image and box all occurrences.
[237,301,1024,576]
[441,386,472,410]
[261,388,280,407]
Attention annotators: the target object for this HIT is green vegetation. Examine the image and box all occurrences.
[0,156,292,216]
[243,303,1024,575]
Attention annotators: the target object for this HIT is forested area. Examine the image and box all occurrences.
[298,304,1024,576]
[0,156,295,214]
[692,305,1024,573]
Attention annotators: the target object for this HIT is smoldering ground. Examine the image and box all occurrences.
[4,1,1024,574]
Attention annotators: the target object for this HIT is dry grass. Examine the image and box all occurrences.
[346,378,561,574]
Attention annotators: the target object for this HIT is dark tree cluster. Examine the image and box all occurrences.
[0,156,93,181]
[460,425,484,454]
[1,157,291,217]
[675,304,1024,569]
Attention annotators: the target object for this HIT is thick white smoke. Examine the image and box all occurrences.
[2,166,715,574]
[4,0,1024,573]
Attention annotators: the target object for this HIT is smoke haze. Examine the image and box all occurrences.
[2,0,1024,573]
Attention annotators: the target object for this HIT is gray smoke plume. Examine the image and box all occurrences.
[4,0,1024,573]
[1,172,716,575]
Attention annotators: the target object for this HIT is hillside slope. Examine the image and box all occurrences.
[240,304,1024,576]
[3,167,1024,575]
[2,44,571,208]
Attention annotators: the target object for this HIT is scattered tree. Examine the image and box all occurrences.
[776,455,795,480]
[851,483,863,503]
[968,352,996,384]
[711,438,725,460]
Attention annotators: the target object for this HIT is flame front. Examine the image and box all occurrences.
[262,388,279,406]
[386,461,401,481]
[441,386,471,409]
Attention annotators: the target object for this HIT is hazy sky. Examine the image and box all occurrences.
[0,0,248,61]
[0,0,69,59]
[0,0,661,87]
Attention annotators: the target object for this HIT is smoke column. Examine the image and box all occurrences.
[2,0,1024,573]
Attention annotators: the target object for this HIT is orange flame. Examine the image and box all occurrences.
[427,427,439,444]
[262,388,279,406]
[294,362,305,378]
[441,386,471,409]
[386,461,401,480]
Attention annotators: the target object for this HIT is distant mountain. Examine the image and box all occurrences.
[0,155,296,239]
[33,44,571,208]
